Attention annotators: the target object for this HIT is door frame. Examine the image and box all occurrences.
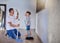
[0,4,6,29]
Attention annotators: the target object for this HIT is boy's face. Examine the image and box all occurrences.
[25,13,30,16]
[10,10,14,16]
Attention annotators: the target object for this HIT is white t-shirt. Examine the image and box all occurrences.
[25,16,31,26]
[6,15,16,30]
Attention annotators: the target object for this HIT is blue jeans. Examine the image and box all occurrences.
[7,29,21,39]
[26,25,30,30]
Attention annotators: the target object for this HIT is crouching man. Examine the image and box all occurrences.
[6,8,21,39]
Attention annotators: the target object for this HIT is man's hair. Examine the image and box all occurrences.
[9,8,14,12]
[26,11,31,15]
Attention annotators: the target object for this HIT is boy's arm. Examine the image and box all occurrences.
[8,22,19,27]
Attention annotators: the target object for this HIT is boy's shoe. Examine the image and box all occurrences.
[26,37,34,40]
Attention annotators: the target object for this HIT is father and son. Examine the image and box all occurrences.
[6,8,32,40]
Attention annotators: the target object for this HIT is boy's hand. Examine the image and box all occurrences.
[16,16,18,19]
[17,24,20,27]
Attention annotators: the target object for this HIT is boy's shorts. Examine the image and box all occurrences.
[26,25,30,30]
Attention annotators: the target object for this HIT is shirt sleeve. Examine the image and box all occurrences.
[6,16,11,24]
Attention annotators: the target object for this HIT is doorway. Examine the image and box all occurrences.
[0,4,6,29]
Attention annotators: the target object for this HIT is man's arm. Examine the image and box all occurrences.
[8,22,19,27]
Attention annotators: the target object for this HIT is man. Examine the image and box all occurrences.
[6,8,21,39]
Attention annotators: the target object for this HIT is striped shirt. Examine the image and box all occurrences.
[25,16,31,26]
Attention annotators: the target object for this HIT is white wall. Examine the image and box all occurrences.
[6,0,36,29]
[36,9,48,43]
[0,0,6,4]
[46,0,60,43]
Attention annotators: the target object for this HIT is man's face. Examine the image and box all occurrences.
[10,10,14,16]
[25,13,30,16]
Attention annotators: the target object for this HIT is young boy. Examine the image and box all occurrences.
[6,8,21,39]
[25,11,33,40]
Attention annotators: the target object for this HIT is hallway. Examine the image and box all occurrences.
[0,29,42,43]
[1,0,60,43]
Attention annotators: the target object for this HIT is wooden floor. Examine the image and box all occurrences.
[0,29,42,43]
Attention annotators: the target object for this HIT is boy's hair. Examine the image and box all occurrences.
[9,8,14,12]
[26,11,31,15]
